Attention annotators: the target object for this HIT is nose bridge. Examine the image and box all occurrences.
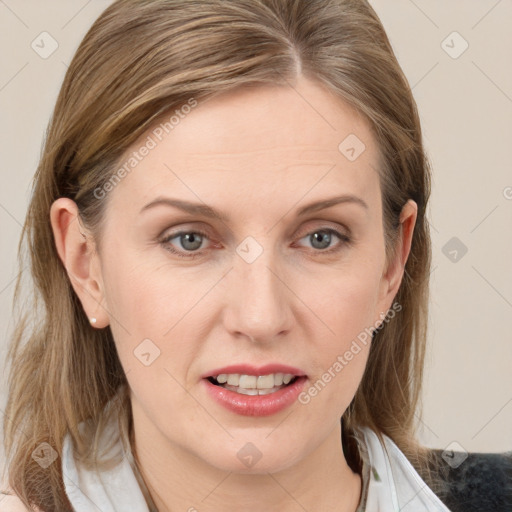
[225,238,291,342]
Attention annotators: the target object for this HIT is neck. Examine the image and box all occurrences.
[129,402,362,512]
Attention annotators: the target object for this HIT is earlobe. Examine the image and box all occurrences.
[49,198,110,328]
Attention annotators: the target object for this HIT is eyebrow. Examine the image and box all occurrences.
[139,194,369,222]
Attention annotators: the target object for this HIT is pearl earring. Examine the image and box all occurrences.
[90,317,97,325]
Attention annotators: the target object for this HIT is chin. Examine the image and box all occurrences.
[196,439,305,475]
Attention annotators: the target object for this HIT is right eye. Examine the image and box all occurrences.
[159,229,213,259]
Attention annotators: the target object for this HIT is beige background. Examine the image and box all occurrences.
[1,0,511,479]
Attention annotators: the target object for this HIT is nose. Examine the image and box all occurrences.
[222,246,294,345]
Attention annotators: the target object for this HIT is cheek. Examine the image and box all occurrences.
[100,252,190,371]
[102,257,203,419]
[312,259,382,342]
[298,260,382,409]
[102,248,199,334]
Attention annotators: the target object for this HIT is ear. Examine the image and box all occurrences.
[375,199,418,324]
[49,198,110,328]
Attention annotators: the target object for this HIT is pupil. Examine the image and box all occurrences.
[182,233,202,250]
[312,231,330,249]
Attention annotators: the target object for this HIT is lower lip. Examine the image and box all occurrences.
[202,376,308,417]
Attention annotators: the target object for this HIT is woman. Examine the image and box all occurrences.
[1,0,454,510]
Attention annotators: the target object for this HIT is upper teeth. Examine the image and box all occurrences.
[215,373,295,389]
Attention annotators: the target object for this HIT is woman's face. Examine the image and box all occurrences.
[67,76,415,474]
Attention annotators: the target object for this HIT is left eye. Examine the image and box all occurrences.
[159,227,351,259]
[297,228,350,252]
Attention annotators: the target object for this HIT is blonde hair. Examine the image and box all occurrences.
[2,0,446,509]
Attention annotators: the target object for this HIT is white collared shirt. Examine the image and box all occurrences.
[61,418,452,512]
[352,427,452,511]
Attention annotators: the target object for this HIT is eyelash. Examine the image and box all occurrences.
[158,227,352,260]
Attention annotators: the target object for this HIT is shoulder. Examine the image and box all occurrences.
[427,449,512,512]
[358,427,512,511]
[0,491,42,512]
[0,493,30,511]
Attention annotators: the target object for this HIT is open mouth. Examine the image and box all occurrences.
[206,374,300,396]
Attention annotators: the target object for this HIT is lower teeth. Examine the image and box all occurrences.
[220,383,287,395]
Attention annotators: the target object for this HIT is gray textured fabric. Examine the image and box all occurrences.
[427,449,512,512]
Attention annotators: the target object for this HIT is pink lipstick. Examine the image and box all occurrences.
[201,364,307,416]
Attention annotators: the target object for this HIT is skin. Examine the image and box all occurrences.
[51,75,417,512]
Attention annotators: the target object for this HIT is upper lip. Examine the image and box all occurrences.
[202,364,306,379]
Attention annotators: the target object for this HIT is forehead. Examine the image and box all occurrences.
[107,76,381,216]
